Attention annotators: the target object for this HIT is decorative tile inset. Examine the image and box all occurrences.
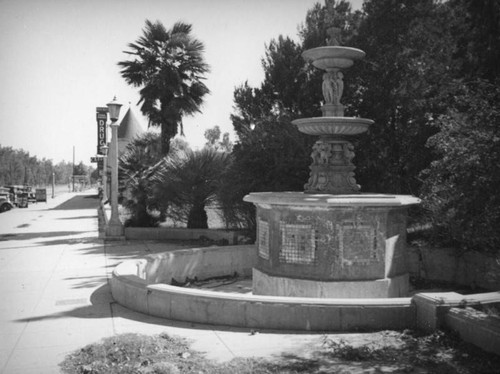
[339,221,378,265]
[279,222,317,264]
[258,219,270,259]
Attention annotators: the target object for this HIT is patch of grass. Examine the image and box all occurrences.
[59,333,307,374]
[323,330,500,374]
[60,333,196,374]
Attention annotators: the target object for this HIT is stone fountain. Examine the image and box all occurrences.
[244,28,420,298]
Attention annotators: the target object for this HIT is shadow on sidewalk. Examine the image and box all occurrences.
[11,283,321,336]
[52,195,100,210]
[11,284,242,333]
[0,231,89,242]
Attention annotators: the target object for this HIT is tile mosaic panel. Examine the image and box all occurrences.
[258,219,270,259]
[279,222,317,265]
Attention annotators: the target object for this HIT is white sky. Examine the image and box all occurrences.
[0,0,362,164]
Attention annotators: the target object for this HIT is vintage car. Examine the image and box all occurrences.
[0,187,14,212]
[3,185,31,208]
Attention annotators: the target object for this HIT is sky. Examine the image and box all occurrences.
[0,0,363,164]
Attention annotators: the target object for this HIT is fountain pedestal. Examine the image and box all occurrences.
[244,192,419,298]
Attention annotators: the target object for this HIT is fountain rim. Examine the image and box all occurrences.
[302,46,366,61]
[292,117,374,136]
[292,117,374,125]
[243,192,421,207]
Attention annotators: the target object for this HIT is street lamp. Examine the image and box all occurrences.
[100,145,109,202]
[106,96,123,238]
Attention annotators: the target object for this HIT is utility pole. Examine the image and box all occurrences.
[72,146,75,192]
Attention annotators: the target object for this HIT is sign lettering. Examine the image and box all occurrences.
[96,107,108,155]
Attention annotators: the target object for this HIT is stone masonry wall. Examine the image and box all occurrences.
[407,246,500,291]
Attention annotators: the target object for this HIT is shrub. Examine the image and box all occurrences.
[155,147,230,229]
[420,80,500,253]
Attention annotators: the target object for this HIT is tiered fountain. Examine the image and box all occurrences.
[244,27,420,298]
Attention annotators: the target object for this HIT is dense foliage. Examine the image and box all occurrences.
[0,144,89,186]
[119,133,231,229]
[156,147,230,228]
[118,20,210,155]
[119,133,165,227]
[420,80,500,252]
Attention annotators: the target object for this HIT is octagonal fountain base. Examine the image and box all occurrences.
[243,192,421,298]
[253,269,409,298]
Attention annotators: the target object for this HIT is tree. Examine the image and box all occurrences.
[119,133,195,227]
[420,80,500,252]
[204,125,221,148]
[0,145,61,186]
[119,132,168,227]
[157,148,230,229]
[219,115,311,233]
[73,162,88,176]
[54,161,73,185]
[204,125,233,152]
[118,20,210,155]
[449,0,500,82]
[342,0,463,194]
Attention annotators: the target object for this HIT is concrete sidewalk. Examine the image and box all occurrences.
[0,191,331,374]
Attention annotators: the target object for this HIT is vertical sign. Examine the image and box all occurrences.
[96,107,108,155]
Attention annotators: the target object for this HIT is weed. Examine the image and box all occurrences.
[61,330,500,374]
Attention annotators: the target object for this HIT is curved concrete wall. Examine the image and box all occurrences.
[110,245,416,331]
[143,245,257,284]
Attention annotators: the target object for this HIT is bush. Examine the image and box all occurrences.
[119,133,165,227]
[218,116,312,236]
[155,147,230,229]
[420,80,500,253]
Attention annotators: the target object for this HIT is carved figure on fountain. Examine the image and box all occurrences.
[322,72,336,105]
[322,71,344,108]
[334,71,344,105]
[305,139,360,194]
[326,26,342,47]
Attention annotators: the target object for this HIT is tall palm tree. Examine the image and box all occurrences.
[118,20,210,155]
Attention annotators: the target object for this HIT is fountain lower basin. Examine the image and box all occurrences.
[110,243,500,332]
[110,244,415,331]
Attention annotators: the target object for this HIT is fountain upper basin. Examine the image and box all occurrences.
[303,46,366,70]
[292,117,374,136]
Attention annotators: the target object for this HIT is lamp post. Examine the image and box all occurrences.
[100,145,109,202]
[105,96,123,237]
[52,171,55,199]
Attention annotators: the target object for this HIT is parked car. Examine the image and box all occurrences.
[25,186,36,203]
[0,187,14,212]
[3,185,32,208]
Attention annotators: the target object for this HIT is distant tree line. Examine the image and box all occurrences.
[0,144,93,186]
